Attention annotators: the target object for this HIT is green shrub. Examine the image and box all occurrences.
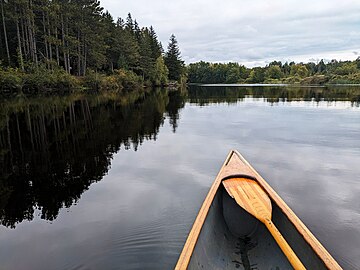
[100,75,122,91]
[114,69,143,90]
[84,70,105,90]
[0,65,147,93]
[283,76,301,84]
[83,69,143,91]
[23,65,80,91]
[51,69,80,89]
[300,75,329,85]
[0,68,23,92]
[328,74,360,84]
[144,80,152,88]
[263,78,282,84]
[334,63,357,76]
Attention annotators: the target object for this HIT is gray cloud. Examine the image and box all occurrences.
[100,0,360,66]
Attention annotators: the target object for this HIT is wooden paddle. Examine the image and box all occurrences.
[223,178,306,270]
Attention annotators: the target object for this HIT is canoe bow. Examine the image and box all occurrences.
[174,150,342,270]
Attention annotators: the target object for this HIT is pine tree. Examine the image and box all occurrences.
[1,0,10,65]
[139,28,154,80]
[356,57,360,69]
[316,59,327,74]
[149,26,162,60]
[0,0,170,83]
[125,13,134,33]
[164,34,184,81]
[133,20,141,41]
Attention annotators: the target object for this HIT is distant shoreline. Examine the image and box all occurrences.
[189,83,360,87]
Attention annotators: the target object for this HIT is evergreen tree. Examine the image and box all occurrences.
[164,34,184,81]
[0,1,173,86]
[282,62,291,75]
[117,26,140,69]
[316,59,327,74]
[125,12,134,33]
[133,20,141,41]
[138,28,153,79]
[1,0,10,65]
[356,57,360,69]
[149,26,162,59]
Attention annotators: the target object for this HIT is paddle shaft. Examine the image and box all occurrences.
[264,218,306,270]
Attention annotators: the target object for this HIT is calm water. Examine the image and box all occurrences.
[0,86,359,270]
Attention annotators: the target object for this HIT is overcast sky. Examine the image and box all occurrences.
[100,0,360,67]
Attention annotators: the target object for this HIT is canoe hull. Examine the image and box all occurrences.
[188,185,293,269]
[175,150,342,270]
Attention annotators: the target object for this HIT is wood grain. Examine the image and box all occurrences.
[223,178,306,270]
[174,150,342,270]
[233,150,342,270]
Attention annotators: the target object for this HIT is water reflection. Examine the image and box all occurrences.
[188,85,360,106]
[0,89,186,228]
[0,85,359,228]
[0,85,359,269]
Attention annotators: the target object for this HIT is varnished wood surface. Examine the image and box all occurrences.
[223,178,306,270]
[233,151,342,270]
[174,150,342,270]
[223,178,272,221]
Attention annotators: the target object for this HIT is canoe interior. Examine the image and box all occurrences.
[187,185,328,270]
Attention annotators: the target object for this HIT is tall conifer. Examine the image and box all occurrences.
[164,34,184,81]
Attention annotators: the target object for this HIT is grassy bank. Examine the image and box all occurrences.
[0,66,157,94]
[264,74,360,85]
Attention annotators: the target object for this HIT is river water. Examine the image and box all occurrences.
[0,85,359,269]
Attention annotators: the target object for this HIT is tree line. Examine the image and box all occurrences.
[188,58,360,85]
[0,0,185,92]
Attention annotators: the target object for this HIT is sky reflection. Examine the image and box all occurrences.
[0,86,359,269]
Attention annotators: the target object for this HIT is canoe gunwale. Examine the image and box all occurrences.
[174,150,234,270]
[174,150,342,270]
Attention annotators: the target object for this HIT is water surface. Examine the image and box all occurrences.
[0,85,359,269]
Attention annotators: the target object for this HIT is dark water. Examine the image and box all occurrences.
[0,86,359,270]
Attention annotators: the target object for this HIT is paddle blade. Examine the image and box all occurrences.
[223,179,306,269]
[223,178,272,223]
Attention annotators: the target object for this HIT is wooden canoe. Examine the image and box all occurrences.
[175,150,342,270]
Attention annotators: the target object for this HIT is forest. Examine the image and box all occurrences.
[187,59,360,85]
[1,1,360,94]
[0,0,185,93]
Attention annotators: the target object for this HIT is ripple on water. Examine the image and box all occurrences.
[96,216,189,269]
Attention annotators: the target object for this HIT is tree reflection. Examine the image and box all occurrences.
[166,89,187,133]
[0,89,186,228]
[188,85,360,106]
